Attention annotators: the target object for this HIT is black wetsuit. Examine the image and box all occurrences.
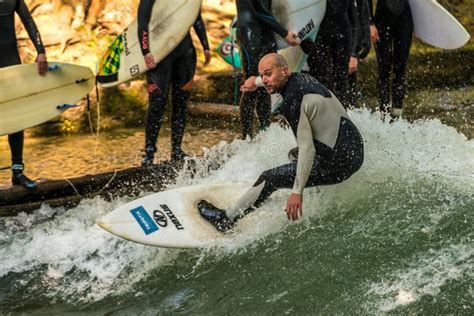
[0,0,45,165]
[301,0,353,108]
[235,73,364,218]
[236,0,288,139]
[138,0,209,159]
[348,0,371,108]
[370,0,413,113]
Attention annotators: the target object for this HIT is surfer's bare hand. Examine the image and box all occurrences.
[370,25,379,43]
[349,56,358,74]
[285,193,303,221]
[240,76,257,92]
[285,31,300,46]
[36,53,48,76]
[144,53,156,70]
[203,49,212,65]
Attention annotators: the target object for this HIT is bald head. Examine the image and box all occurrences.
[259,53,288,68]
[258,53,290,94]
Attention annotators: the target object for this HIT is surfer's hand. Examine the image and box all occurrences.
[203,49,212,65]
[370,25,379,43]
[285,31,300,46]
[144,53,156,70]
[240,76,257,92]
[36,54,48,76]
[286,193,303,221]
[349,56,358,74]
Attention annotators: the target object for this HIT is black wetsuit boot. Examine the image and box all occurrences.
[11,164,36,189]
[198,200,235,232]
[141,146,156,166]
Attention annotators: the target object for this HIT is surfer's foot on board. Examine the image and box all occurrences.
[141,146,156,167]
[11,164,37,190]
[198,200,235,233]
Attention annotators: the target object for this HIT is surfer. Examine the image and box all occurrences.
[369,0,413,118]
[236,0,300,139]
[348,0,371,108]
[198,53,364,232]
[138,0,211,165]
[300,0,354,109]
[1,0,47,189]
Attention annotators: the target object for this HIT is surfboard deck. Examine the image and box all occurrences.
[97,182,253,248]
[96,0,202,87]
[409,0,470,49]
[0,62,95,136]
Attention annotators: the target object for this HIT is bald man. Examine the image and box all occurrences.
[198,53,364,232]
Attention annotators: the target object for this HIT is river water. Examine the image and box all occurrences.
[0,108,473,314]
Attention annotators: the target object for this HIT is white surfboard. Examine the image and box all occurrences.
[97,182,253,248]
[274,0,326,72]
[0,62,95,136]
[409,0,470,49]
[96,0,202,87]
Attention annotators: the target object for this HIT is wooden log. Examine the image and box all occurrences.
[0,161,178,207]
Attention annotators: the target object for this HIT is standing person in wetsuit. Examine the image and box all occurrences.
[301,0,353,108]
[138,0,211,166]
[0,0,47,189]
[198,54,364,232]
[236,0,300,139]
[348,0,371,108]
[370,0,413,118]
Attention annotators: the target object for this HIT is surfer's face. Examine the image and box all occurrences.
[258,59,289,94]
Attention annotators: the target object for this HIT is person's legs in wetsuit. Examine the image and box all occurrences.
[199,118,364,232]
[304,34,333,90]
[239,40,274,139]
[142,55,173,166]
[329,32,352,108]
[7,131,36,189]
[169,45,197,162]
[304,33,352,108]
[375,5,413,116]
[375,22,394,112]
[391,8,413,114]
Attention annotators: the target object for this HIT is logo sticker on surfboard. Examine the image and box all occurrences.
[130,206,159,235]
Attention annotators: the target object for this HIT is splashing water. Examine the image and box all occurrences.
[0,108,472,313]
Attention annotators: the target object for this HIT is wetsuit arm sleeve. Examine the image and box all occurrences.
[193,13,210,50]
[17,0,45,55]
[247,0,288,38]
[293,101,316,194]
[137,0,154,55]
[350,0,361,57]
[368,0,374,24]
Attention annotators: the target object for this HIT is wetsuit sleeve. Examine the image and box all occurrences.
[16,0,45,54]
[357,0,372,59]
[137,0,154,55]
[368,0,374,24]
[293,101,316,194]
[350,0,361,57]
[193,13,210,50]
[246,0,288,38]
